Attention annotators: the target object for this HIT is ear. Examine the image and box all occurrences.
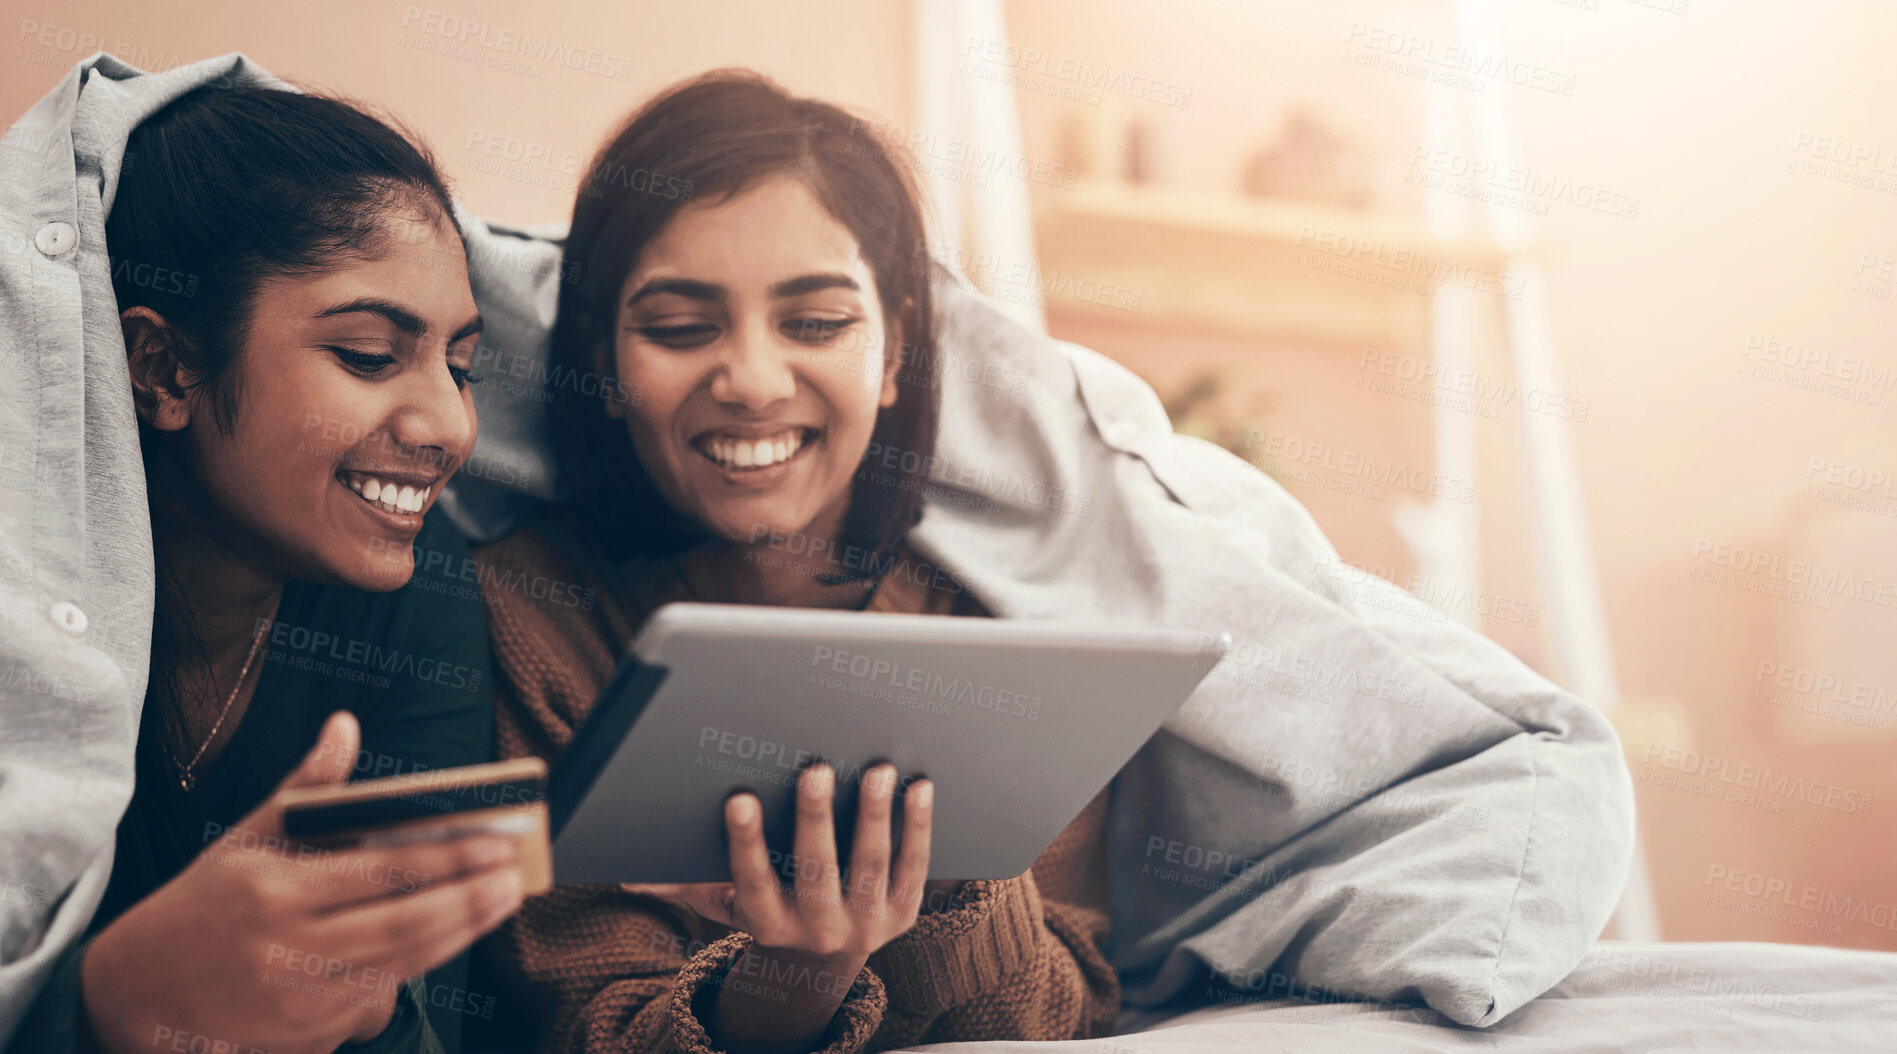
[121,307,197,432]
[878,313,909,410]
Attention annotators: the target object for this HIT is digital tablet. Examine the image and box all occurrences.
[548,602,1227,883]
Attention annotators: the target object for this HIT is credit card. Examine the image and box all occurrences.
[281,756,552,894]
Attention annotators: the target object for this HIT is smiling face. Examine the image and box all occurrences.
[607,174,900,546]
[136,212,482,592]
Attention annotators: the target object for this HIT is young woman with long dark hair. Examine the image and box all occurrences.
[474,71,1117,1054]
[8,85,525,1054]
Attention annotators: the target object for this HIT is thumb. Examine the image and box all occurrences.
[230,710,360,838]
[279,709,362,791]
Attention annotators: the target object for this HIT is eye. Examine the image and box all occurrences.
[447,364,482,389]
[330,347,396,376]
[635,323,720,349]
[783,316,858,344]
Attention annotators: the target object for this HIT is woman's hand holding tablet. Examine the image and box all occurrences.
[626,762,934,1054]
[543,601,1221,1054]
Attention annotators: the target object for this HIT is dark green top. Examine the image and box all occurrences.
[10,511,495,1054]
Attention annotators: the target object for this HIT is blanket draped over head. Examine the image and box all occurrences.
[0,51,1631,1047]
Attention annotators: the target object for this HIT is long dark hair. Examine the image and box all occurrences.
[551,70,940,570]
[98,84,460,923]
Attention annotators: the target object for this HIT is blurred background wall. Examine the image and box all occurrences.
[6,0,1893,950]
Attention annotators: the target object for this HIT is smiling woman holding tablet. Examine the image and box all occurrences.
[474,71,1127,1054]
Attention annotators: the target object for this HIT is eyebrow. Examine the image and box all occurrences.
[315,297,482,344]
[771,273,859,298]
[449,316,485,343]
[625,278,725,308]
[623,272,862,309]
[315,297,427,336]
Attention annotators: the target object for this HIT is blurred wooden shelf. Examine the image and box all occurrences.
[1033,180,1519,353]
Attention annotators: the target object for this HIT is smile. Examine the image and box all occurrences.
[338,470,434,516]
[693,428,818,472]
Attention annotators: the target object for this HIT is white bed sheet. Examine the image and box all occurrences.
[905,941,1897,1054]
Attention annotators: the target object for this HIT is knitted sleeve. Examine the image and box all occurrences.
[485,886,885,1054]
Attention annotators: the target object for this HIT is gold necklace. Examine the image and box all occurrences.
[178,616,273,792]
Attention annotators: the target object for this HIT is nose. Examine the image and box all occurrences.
[708,318,797,410]
[385,358,478,473]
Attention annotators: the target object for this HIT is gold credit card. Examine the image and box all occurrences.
[280,756,551,895]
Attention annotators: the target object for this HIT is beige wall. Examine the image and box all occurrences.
[1002,0,1897,950]
[5,0,915,225]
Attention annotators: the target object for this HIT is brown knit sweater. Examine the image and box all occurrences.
[473,512,1121,1054]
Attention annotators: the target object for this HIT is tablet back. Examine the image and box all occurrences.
[551,603,1226,883]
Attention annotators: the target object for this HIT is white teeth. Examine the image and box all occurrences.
[703,430,806,469]
[346,476,432,514]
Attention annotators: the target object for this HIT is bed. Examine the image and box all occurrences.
[909,941,1897,1054]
